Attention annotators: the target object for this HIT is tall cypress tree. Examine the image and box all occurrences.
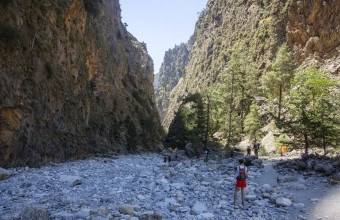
[163,109,187,149]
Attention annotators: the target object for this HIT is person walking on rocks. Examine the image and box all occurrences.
[232,159,248,206]
[230,148,234,158]
[197,151,201,159]
[253,143,259,158]
[247,146,251,156]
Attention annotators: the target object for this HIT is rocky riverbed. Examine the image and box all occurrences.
[0,153,339,220]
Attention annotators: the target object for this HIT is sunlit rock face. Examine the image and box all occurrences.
[161,0,339,130]
[0,0,162,167]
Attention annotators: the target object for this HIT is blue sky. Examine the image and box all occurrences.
[120,0,208,74]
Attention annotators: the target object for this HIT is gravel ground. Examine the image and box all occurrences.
[0,154,339,220]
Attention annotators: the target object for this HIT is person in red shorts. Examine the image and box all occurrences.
[232,158,248,206]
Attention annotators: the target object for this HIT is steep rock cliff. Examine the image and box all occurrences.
[156,35,194,123]
[163,0,339,129]
[0,0,162,167]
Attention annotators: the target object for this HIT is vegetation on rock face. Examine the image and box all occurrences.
[83,0,102,16]
[0,0,162,167]
[156,35,194,124]
[156,0,339,155]
[0,23,20,44]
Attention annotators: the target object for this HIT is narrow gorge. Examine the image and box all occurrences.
[157,0,339,131]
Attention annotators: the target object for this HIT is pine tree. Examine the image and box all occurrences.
[244,104,262,143]
[163,93,207,149]
[210,53,256,146]
[262,43,295,119]
[276,67,339,154]
[163,109,187,149]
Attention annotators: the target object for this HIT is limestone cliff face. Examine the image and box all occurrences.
[155,36,194,123]
[163,0,340,129]
[0,0,162,167]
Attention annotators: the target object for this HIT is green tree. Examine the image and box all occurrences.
[163,93,206,149]
[181,93,206,142]
[210,53,256,147]
[244,104,262,143]
[163,110,187,149]
[262,43,295,119]
[276,67,339,154]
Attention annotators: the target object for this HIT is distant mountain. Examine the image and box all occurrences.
[155,35,194,123]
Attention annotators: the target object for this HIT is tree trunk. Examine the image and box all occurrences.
[204,96,210,149]
[304,132,309,154]
[278,84,282,120]
[322,132,326,156]
[227,71,235,147]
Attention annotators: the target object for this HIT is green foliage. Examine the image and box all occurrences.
[181,93,206,141]
[83,0,101,16]
[209,53,257,145]
[124,116,138,152]
[259,146,269,156]
[275,67,339,154]
[164,93,206,149]
[262,43,295,119]
[44,62,58,79]
[291,67,338,108]
[244,104,262,143]
[163,110,187,149]
[0,0,12,5]
[274,134,292,154]
[262,43,295,99]
[0,24,20,44]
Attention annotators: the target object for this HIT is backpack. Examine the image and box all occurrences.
[238,166,246,181]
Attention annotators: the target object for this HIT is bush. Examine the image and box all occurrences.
[0,24,20,44]
[0,0,12,5]
[44,62,58,79]
[83,0,101,16]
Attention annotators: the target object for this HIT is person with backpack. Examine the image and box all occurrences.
[231,158,248,206]
[197,151,201,159]
[246,146,251,156]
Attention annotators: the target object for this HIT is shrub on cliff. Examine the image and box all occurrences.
[0,0,12,5]
[0,24,20,44]
[83,0,102,16]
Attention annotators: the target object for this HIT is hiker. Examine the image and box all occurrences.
[230,148,234,158]
[175,153,178,161]
[232,158,248,206]
[197,151,201,159]
[164,156,167,163]
[253,143,259,158]
[247,146,251,156]
[204,148,210,162]
[168,155,171,162]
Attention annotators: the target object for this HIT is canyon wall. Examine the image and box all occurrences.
[160,0,339,129]
[0,0,163,167]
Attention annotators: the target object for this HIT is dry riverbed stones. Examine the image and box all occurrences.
[0,154,336,219]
